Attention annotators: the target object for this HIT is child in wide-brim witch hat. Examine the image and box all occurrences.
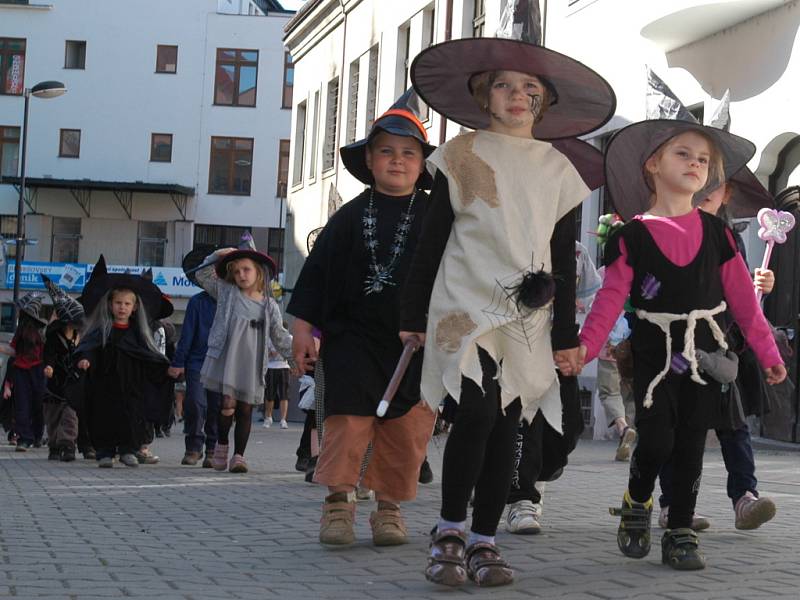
[579,114,785,569]
[400,32,615,586]
[288,89,438,550]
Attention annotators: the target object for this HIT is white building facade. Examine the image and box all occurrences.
[0,0,295,325]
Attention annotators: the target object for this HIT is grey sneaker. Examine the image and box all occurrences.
[98,456,113,468]
[119,453,139,467]
[506,499,542,535]
[615,427,637,461]
[735,492,776,530]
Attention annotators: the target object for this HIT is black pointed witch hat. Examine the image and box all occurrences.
[79,255,164,318]
[340,89,436,189]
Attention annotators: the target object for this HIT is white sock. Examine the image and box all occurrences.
[469,532,495,546]
[438,518,466,533]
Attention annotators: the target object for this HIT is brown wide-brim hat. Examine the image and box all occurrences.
[550,138,604,191]
[605,120,756,221]
[410,38,616,140]
[215,250,276,280]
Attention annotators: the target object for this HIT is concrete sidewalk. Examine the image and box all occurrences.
[0,423,797,599]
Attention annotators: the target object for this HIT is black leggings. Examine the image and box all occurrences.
[218,401,253,456]
[629,371,708,529]
[440,348,522,536]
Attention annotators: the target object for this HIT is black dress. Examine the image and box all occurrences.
[287,188,428,419]
[78,324,169,453]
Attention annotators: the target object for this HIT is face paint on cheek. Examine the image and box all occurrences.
[528,94,543,121]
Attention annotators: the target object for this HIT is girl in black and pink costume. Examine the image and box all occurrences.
[579,119,786,570]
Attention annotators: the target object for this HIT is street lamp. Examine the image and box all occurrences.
[12,80,67,330]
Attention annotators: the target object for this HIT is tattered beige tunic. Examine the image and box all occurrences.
[421,130,590,430]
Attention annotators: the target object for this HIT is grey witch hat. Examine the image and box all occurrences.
[16,292,48,326]
[604,70,759,221]
[41,274,85,325]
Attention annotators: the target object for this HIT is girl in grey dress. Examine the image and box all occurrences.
[196,243,292,474]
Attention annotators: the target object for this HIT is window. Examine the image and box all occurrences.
[59,129,81,158]
[364,45,379,134]
[64,40,86,69]
[322,77,339,171]
[214,48,258,107]
[150,133,173,162]
[194,224,246,251]
[0,126,20,177]
[346,59,359,145]
[268,227,284,274]
[208,136,253,195]
[292,101,306,186]
[156,45,178,74]
[398,24,411,94]
[0,215,17,261]
[281,52,293,108]
[0,38,26,95]
[137,221,167,267]
[277,139,290,198]
[0,304,13,333]
[308,91,319,178]
[51,217,81,263]
[473,0,486,37]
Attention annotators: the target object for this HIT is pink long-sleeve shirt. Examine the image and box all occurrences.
[580,209,782,369]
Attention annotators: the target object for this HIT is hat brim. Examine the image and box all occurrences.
[724,167,774,219]
[215,250,277,279]
[550,138,604,191]
[79,273,164,319]
[182,247,217,287]
[410,38,616,140]
[605,120,756,221]
[19,307,48,327]
[340,122,436,189]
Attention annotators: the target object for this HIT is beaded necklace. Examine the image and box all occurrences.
[362,187,418,294]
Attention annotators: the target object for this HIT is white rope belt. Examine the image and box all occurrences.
[634,301,728,408]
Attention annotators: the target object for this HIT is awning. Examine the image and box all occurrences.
[1,176,195,219]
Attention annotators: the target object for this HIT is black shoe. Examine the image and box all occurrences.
[162,427,171,438]
[60,448,76,462]
[419,458,434,484]
[295,455,309,472]
[33,439,43,448]
[304,456,318,483]
[155,429,164,438]
[48,448,60,460]
[610,491,653,559]
[661,528,705,570]
[15,441,30,452]
[82,448,97,460]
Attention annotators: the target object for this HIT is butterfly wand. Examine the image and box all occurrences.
[756,208,796,302]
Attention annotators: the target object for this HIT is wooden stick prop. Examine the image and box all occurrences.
[755,208,796,302]
[376,336,421,417]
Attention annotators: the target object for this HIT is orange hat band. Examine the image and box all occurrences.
[375,109,428,142]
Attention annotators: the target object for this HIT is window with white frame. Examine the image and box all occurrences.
[322,78,339,172]
[346,59,359,145]
[364,45,379,134]
[137,221,167,267]
[473,0,486,37]
[308,91,320,178]
[51,217,81,263]
[292,100,306,186]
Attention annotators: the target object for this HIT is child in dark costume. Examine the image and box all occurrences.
[77,256,170,468]
[41,275,85,462]
[1,293,48,451]
[579,120,786,570]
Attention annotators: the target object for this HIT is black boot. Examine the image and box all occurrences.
[60,448,76,462]
[48,447,60,460]
[609,490,653,559]
[304,456,318,483]
[661,528,705,570]
[418,457,434,484]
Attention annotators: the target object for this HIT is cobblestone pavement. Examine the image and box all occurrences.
[0,423,798,600]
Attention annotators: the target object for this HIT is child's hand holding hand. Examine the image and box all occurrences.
[2,383,11,400]
[554,346,585,376]
[292,329,318,374]
[754,268,775,295]
[167,366,184,379]
[765,364,787,385]
[77,359,90,370]
[44,366,54,378]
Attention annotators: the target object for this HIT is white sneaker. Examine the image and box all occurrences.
[506,499,542,535]
[659,505,712,531]
[263,417,272,428]
[280,419,289,429]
